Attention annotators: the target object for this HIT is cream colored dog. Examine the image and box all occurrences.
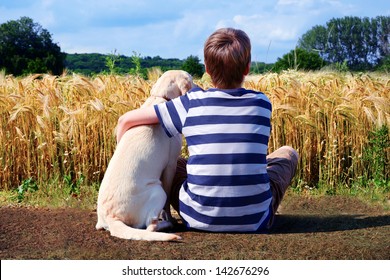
[96,70,193,241]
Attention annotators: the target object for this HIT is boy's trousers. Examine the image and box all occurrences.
[169,146,299,229]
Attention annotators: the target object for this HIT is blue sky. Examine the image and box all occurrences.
[1,0,389,63]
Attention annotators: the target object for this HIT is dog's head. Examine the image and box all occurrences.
[150,70,194,100]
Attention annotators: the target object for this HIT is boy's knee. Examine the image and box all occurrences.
[277,146,299,176]
[279,146,299,162]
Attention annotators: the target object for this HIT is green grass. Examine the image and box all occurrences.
[290,181,390,211]
[0,179,99,210]
[1,179,388,211]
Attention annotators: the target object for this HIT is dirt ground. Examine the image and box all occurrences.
[0,195,389,260]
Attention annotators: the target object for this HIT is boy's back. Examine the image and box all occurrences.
[155,86,273,231]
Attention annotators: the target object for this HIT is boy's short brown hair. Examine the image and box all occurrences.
[204,28,251,89]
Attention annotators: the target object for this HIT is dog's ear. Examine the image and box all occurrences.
[177,76,194,95]
[167,78,194,99]
[164,82,182,100]
[165,73,194,100]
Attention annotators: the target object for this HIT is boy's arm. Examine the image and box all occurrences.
[116,106,159,143]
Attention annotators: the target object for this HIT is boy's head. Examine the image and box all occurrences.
[204,28,251,89]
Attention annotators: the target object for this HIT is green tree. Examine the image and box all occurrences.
[298,16,390,70]
[377,16,390,58]
[250,62,274,74]
[181,55,204,77]
[0,17,65,76]
[273,48,325,72]
[377,55,390,72]
[298,25,329,59]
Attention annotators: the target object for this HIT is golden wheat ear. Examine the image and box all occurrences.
[1,72,389,200]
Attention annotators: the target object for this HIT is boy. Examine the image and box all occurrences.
[116,28,298,232]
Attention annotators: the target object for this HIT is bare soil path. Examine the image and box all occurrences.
[1,195,389,260]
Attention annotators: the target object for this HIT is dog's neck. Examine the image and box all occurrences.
[142,95,170,108]
[152,96,170,102]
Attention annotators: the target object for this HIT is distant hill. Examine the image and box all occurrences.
[64,53,186,76]
[64,53,273,76]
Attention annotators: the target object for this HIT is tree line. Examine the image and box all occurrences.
[65,53,195,76]
[1,16,389,77]
[297,16,390,71]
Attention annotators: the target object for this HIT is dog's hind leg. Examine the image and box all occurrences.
[95,206,108,230]
[107,217,181,241]
[108,185,181,241]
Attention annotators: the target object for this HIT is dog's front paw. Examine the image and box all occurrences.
[160,208,179,226]
[146,210,176,232]
[146,217,173,232]
[155,220,174,232]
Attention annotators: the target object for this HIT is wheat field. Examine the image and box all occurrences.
[0,69,389,195]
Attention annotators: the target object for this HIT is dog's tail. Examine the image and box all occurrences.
[106,219,182,242]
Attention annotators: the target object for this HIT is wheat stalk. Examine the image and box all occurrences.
[0,71,388,193]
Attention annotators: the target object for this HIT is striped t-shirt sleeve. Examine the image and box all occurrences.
[154,94,189,137]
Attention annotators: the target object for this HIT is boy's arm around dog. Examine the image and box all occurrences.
[116,106,159,143]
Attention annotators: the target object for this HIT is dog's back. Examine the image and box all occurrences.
[96,70,193,241]
[96,123,181,228]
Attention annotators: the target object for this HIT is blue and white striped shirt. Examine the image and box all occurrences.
[154,87,273,232]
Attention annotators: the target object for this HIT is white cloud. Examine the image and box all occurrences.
[277,0,314,7]
[1,0,389,63]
